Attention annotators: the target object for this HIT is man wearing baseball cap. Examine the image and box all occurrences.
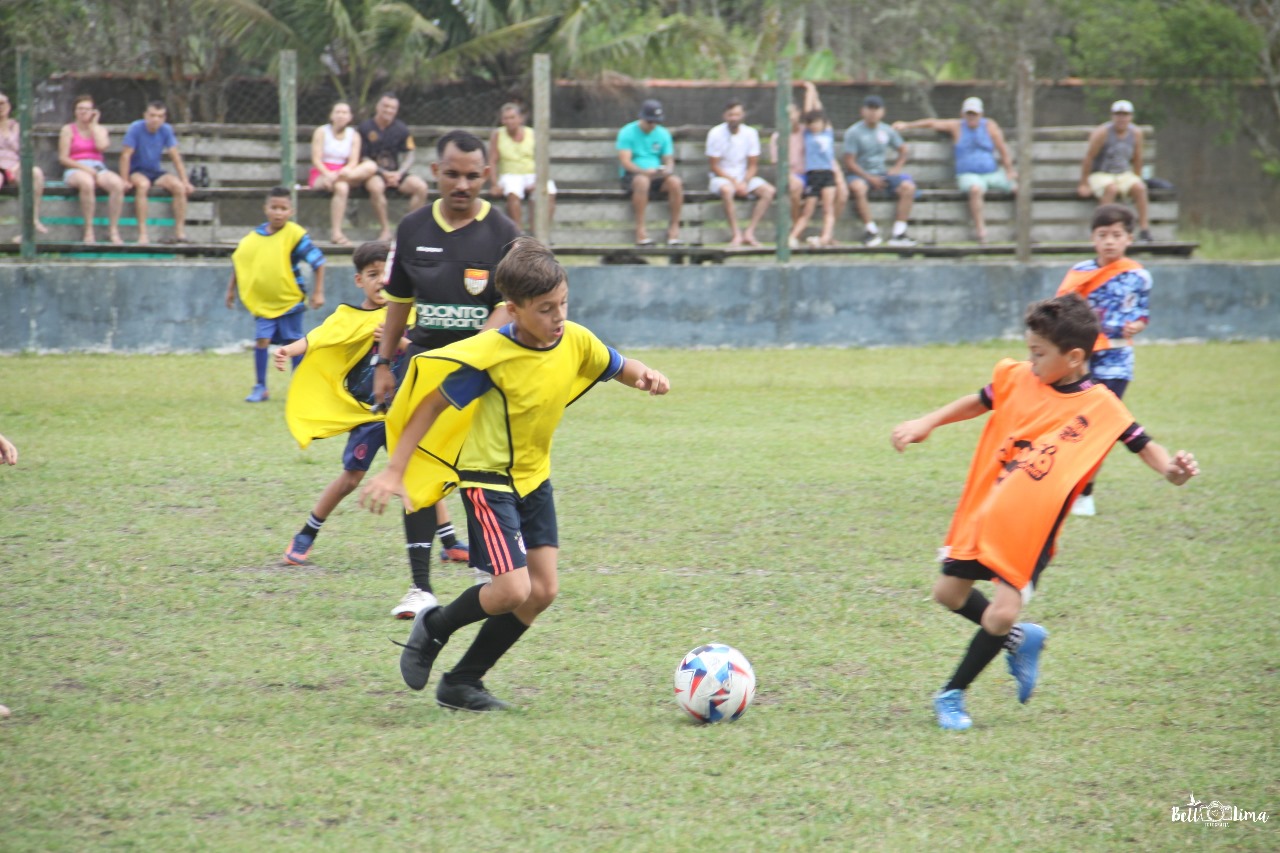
[616,98,684,245]
[894,96,1018,244]
[1078,99,1153,241]
[842,94,919,247]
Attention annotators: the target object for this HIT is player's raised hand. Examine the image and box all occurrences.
[1166,450,1199,486]
[0,434,18,465]
[359,469,413,515]
[635,369,670,396]
[891,419,931,452]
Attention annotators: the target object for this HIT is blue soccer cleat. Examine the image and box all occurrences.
[933,689,972,730]
[1006,622,1048,704]
[283,532,314,565]
[245,383,269,403]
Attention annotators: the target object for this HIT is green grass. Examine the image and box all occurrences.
[1181,228,1280,261]
[1,343,1276,851]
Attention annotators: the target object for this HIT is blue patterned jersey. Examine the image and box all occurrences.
[1069,259,1152,380]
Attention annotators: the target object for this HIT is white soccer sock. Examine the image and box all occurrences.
[892,220,909,237]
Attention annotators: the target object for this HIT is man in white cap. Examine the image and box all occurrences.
[616,98,684,246]
[1078,100,1153,241]
[894,96,1016,244]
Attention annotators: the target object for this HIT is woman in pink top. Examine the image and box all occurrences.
[308,101,362,245]
[0,91,48,235]
[58,94,125,244]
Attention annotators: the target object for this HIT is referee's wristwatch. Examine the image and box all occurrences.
[369,354,394,368]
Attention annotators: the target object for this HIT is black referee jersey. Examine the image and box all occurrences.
[384,199,522,350]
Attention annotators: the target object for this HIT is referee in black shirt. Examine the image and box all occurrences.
[372,129,522,620]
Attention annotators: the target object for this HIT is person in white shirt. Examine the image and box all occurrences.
[706,100,775,247]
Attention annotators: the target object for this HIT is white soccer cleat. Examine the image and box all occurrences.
[1071,494,1096,517]
[390,586,438,620]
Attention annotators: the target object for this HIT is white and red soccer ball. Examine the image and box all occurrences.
[673,643,756,723]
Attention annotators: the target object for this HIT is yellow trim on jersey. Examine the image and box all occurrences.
[431,198,491,232]
[386,322,613,511]
[231,221,307,319]
[285,304,416,448]
[383,292,415,304]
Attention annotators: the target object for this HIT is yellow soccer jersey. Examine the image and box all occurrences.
[231,221,308,319]
[386,322,624,510]
[285,304,416,448]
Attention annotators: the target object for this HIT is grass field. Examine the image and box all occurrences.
[1,342,1276,851]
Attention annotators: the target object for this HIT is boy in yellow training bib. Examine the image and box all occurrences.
[226,187,326,403]
[361,237,670,712]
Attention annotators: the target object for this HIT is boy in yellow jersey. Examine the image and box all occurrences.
[271,241,410,564]
[892,294,1198,730]
[361,237,670,711]
[226,187,326,403]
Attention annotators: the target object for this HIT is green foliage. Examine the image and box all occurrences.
[0,343,1276,849]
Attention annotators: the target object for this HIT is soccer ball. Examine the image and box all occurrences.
[673,643,756,723]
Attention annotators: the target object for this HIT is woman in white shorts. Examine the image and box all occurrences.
[488,103,555,233]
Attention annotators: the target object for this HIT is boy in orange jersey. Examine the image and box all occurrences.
[892,294,1199,730]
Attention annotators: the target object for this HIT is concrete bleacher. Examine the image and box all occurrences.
[1,122,1192,260]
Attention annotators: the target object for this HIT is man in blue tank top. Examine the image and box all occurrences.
[894,97,1017,245]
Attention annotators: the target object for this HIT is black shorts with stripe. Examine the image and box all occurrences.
[461,480,558,576]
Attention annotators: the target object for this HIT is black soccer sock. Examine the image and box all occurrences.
[436,521,459,550]
[403,506,436,593]
[298,512,325,540]
[424,584,489,642]
[1081,481,1095,497]
[943,627,1008,692]
[446,613,529,685]
[951,589,990,626]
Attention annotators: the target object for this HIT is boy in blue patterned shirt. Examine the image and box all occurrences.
[1055,203,1152,515]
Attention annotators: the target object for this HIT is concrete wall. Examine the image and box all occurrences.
[0,261,1275,354]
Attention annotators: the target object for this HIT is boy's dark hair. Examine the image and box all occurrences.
[379,92,399,103]
[436,129,487,162]
[267,186,291,200]
[352,240,390,271]
[495,237,565,305]
[801,109,826,125]
[724,99,744,112]
[146,100,167,113]
[1025,294,1099,357]
[1090,203,1137,233]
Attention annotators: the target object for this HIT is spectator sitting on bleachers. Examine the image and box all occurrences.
[0,90,48,237]
[616,99,684,246]
[769,82,848,233]
[120,100,194,244]
[842,95,917,248]
[789,109,843,248]
[1079,100,1153,242]
[488,102,556,235]
[58,94,124,244]
[308,101,363,246]
[894,97,1017,244]
[706,99,775,247]
[349,93,429,241]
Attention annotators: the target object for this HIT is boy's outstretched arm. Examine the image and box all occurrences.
[309,265,325,309]
[360,388,450,515]
[616,358,670,396]
[225,271,237,309]
[891,393,987,452]
[1138,441,1200,486]
[273,338,309,371]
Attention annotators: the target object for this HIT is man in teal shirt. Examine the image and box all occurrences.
[616,99,684,246]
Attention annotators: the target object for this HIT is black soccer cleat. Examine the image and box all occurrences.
[436,677,512,712]
[393,606,446,691]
